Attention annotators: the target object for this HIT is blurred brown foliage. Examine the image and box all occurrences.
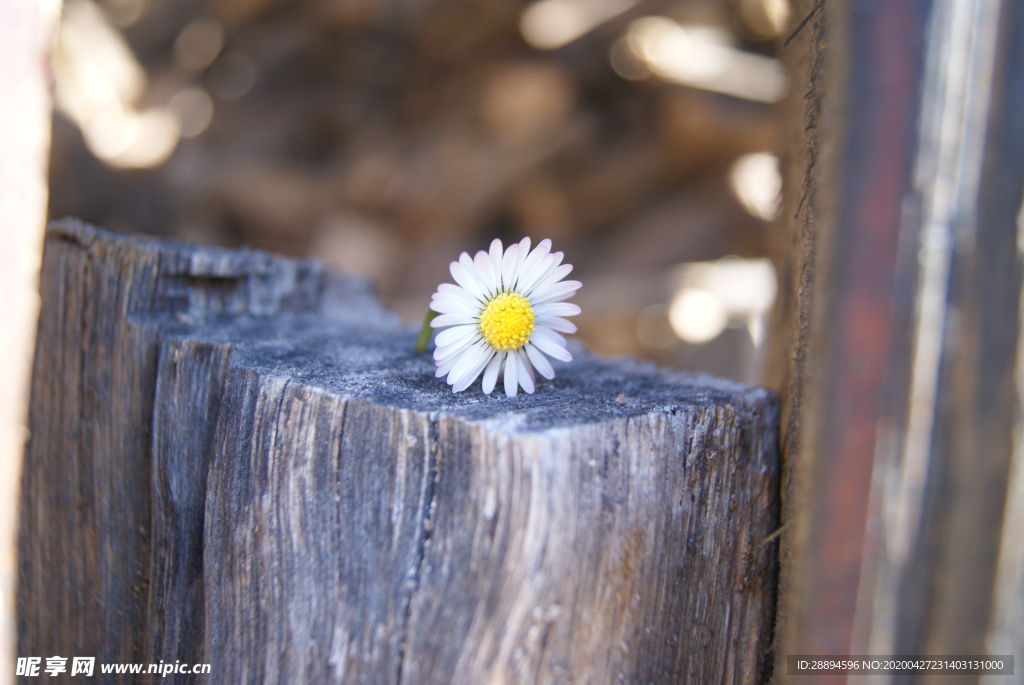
[49,0,785,380]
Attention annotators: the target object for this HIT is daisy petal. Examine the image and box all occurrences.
[531,281,582,306]
[510,236,532,289]
[434,324,477,348]
[530,332,572,362]
[448,352,483,389]
[532,326,567,348]
[482,351,504,394]
[528,263,572,296]
[515,240,552,292]
[433,289,481,313]
[517,253,557,295]
[503,351,518,397]
[533,302,581,317]
[516,350,534,394]
[459,252,490,296]
[430,313,477,328]
[525,343,555,379]
[449,344,489,390]
[453,348,494,393]
[533,290,578,307]
[528,252,565,288]
[501,243,520,288]
[489,239,504,290]
[437,282,479,299]
[429,297,476,316]
[450,260,485,300]
[537,316,577,334]
[436,347,468,377]
[521,348,536,384]
[526,237,550,259]
[436,283,482,307]
[434,336,476,363]
[474,250,496,296]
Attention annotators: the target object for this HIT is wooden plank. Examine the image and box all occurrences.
[769,0,934,671]
[21,219,780,683]
[771,0,1024,679]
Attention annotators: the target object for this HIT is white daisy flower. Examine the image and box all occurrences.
[428,237,581,397]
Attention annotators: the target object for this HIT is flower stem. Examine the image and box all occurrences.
[415,310,440,353]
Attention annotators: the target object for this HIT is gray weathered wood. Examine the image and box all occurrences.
[21,219,780,684]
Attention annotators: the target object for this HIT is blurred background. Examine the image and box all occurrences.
[47,0,792,384]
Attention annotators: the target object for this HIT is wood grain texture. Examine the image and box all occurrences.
[147,340,232,668]
[764,0,826,676]
[768,0,1024,680]
[21,219,780,684]
[20,218,387,680]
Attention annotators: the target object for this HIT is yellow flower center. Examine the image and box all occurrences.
[478,292,535,351]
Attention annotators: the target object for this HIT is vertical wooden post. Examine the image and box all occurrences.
[772,0,1024,680]
[21,220,781,683]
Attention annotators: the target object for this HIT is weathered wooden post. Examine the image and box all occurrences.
[19,219,780,684]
